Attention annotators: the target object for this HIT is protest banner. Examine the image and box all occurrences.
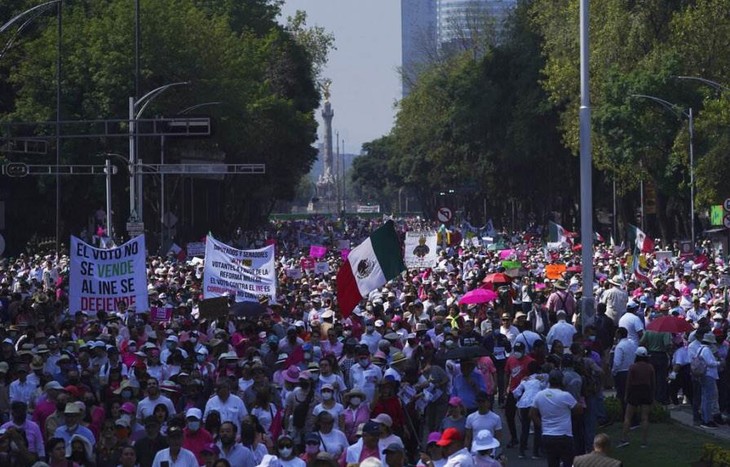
[404,231,438,269]
[545,263,567,280]
[502,260,522,270]
[203,235,277,303]
[655,251,673,264]
[70,235,148,314]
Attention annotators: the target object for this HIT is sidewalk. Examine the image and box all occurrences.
[668,403,730,443]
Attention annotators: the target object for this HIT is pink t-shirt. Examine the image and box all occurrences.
[477,356,497,395]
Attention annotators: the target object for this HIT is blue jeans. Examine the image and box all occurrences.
[584,393,600,452]
[701,375,718,423]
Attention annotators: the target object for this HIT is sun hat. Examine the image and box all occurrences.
[608,275,624,287]
[471,429,500,451]
[283,366,302,383]
[702,334,717,345]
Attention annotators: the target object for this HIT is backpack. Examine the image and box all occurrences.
[690,346,708,378]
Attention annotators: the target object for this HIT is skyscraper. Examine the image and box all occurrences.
[401,0,437,97]
[401,0,516,96]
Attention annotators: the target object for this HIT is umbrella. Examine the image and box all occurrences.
[230,301,266,318]
[459,288,499,305]
[482,272,512,285]
[646,315,694,334]
[444,345,490,361]
[567,265,582,273]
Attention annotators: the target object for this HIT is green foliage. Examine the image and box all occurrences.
[699,443,730,467]
[0,0,330,249]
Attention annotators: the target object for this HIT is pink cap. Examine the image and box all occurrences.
[448,396,463,406]
[427,432,442,444]
[121,402,136,414]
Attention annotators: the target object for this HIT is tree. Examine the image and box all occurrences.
[0,0,327,250]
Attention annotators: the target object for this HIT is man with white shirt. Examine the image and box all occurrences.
[601,276,628,325]
[136,378,177,421]
[437,427,474,467]
[9,364,36,405]
[499,313,519,345]
[618,303,644,345]
[546,310,577,348]
[349,346,383,404]
[204,380,248,433]
[612,328,637,418]
[360,319,383,355]
[151,425,199,467]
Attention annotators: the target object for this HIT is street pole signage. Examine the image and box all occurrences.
[724,198,730,212]
[436,206,453,223]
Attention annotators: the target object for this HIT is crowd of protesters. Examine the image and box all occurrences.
[0,216,726,467]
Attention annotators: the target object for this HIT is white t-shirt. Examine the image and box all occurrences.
[280,457,306,467]
[151,447,199,467]
[532,388,576,436]
[204,394,248,433]
[136,394,177,420]
[313,402,344,419]
[618,312,644,344]
[317,428,350,457]
[465,411,502,437]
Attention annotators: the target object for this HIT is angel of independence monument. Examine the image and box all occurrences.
[312,80,339,214]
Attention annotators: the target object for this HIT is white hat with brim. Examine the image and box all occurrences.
[471,429,500,451]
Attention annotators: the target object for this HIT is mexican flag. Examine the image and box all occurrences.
[548,221,571,245]
[336,221,405,317]
[627,224,655,254]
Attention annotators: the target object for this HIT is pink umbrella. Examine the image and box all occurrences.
[459,288,499,305]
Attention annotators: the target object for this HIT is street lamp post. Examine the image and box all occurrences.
[631,94,694,245]
[128,82,189,227]
[1,0,62,252]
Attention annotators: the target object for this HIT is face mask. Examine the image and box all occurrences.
[304,353,311,360]
[588,335,596,341]
[513,352,524,359]
[190,337,198,344]
[343,330,352,337]
[714,322,722,329]
[359,358,369,368]
[305,445,319,455]
[187,421,200,431]
[322,392,333,401]
[196,355,206,363]
[279,447,293,458]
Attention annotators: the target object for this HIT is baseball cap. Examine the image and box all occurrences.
[362,421,381,435]
[382,443,405,454]
[371,413,393,427]
[186,408,203,420]
[436,427,462,446]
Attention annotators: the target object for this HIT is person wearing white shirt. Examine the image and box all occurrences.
[151,425,199,467]
[465,393,502,450]
[530,370,582,466]
[276,434,306,467]
[437,427,474,467]
[349,350,383,404]
[546,310,577,348]
[314,412,349,458]
[360,320,383,355]
[612,328,637,417]
[136,378,177,421]
[618,305,644,345]
[499,314,519,346]
[513,363,547,458]
[204,381,248,434]
[8,365,36,405]
[695,334,722,428]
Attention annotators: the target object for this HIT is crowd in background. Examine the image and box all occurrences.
[0,217,726,467]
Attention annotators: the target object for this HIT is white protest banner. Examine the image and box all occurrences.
[203,235,276,303]
[404,231,438,269]
[654,251,674,263]
[70,235,148,314]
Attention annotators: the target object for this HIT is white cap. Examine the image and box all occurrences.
[186,408,203,420]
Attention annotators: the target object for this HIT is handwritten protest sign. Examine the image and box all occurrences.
[545,263,567,280]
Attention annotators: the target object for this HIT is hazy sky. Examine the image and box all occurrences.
[278,1,401,154]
